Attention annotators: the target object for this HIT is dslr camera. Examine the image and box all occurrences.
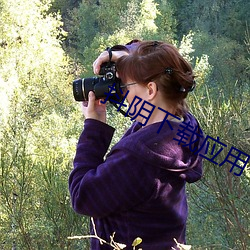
[72,62,123,102]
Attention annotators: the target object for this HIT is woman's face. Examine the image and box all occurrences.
[121,80,147,103]
[120,78,176,125]
[121,80,152,124]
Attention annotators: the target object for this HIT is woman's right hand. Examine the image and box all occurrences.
[92,50,129,75]
[81,91,107,123]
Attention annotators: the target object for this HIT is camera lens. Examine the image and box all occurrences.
[72,75,122,102]
[73,78,97,101]
[73,79,85,101]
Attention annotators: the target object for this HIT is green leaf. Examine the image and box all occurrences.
[132,237,142,247]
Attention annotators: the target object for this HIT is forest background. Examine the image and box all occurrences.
[0,0,249,249]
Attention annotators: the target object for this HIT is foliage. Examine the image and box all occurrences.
[186,82,250,249]
[0,0,249,249]
[0,0,87,248]
[65,0,175,65]
[185,28,250,249]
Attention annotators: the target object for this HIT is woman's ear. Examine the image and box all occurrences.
[147,81,158,101]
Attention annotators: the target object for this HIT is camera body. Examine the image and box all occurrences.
[73,62,122,102]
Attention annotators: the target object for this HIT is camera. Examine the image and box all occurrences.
[72,62,123,102]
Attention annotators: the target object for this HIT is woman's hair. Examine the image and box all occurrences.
[116,40,195,116]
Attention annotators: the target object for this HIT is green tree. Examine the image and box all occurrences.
[168,0,250,86]
[154,0,177,42]
[184,26,250,250]
[0,0,87,248]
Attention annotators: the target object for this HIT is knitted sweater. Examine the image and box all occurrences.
[69,112,205,250]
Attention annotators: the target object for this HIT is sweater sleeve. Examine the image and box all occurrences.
[69,119,156,218]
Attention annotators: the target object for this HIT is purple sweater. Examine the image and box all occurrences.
[69,112,205,250]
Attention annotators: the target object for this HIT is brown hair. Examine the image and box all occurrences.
[116,41,195,116]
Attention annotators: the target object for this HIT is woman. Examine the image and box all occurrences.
[69,40,206,250]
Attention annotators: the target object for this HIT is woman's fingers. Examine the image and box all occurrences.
[93,51,109,74]
[87,91,96,111]
[93,50,129,75]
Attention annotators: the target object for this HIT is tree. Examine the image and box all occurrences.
[0,0,87,248]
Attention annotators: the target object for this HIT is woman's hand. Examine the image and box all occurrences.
[86,49,128,123]
[93,50,129,75]
[81,91,106,123]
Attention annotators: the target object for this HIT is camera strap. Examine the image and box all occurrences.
[111,103,128,117]
[105,47,129,117]
[106,47,113,64]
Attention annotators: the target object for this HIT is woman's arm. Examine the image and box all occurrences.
[69,119,156,218]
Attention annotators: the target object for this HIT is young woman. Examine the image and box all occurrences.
[69,40,206,250]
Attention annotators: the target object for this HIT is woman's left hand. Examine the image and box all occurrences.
[81,91,107,123]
